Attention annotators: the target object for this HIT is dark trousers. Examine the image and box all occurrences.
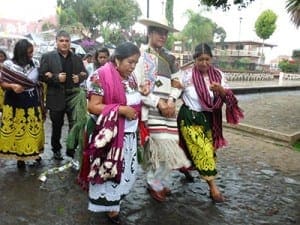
[49,108,74,153]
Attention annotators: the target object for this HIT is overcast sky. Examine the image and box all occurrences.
[1,0,299,63]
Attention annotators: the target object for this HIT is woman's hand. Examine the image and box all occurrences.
[210,82,225,97]
[139,83,150,96]
[139,80,150,96]
[120,105,137,120]
[158,99,175,118]
[171,78,183,89]
[11,83,24,93]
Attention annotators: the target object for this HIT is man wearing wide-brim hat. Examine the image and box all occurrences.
[134,17,191,202]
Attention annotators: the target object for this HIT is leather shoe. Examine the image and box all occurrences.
[53,151,63,160]
[66,149,75,158]
[147,188,166,202]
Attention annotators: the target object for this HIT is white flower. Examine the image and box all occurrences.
[113,126,118,137]
[104,129,113,142]
[95,138,106,148]
[110,164,117,177]
[103,161,113,169]
[99,165,111,180]
[88,169,96,178]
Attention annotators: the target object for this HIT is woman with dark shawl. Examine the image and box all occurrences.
[176,43,244,203]
[79,42,143,224]
[0,39,44,169]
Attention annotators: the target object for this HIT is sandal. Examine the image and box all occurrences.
[106,212,121,224]
[147,187,166,202]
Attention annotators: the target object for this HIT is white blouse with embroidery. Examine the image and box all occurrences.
[180,68,228,112]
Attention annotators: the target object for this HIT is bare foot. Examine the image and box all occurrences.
[210,190,226,203]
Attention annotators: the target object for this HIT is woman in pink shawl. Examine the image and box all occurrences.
[84,42,143,224]
[176,43,244,203]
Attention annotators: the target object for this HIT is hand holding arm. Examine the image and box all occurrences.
[158,98,175,118]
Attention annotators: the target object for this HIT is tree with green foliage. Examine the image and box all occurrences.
[278,59,299,73]
[199,0,255,10]
[165,0,175,50]
[254,9,277,62]
[180,10,226,51]
[292,49,300,72]
[292,50,300,61]
[286,0,300,28]
[166,0,174,27]
[41,22,56,32]
[255,10,277,41]
[56,0,141,45]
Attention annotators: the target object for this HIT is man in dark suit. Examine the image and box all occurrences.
[39,30,87,160]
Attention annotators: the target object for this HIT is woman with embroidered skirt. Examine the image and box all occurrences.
[79,42,143,224]
[176,43,244,203]
[0,39,44,169]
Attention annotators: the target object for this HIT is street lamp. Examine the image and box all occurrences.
[238,17,242,57]
[147,0,149,18]
[161,0,165,16]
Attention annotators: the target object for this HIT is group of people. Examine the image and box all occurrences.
[0,17,243,225]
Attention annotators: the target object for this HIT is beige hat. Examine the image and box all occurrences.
[138,17,179,32]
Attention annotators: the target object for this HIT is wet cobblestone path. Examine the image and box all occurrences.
[0,88,300,225]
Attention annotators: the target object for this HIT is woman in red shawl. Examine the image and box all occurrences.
[176,43,244,203]
[82,42,143,224]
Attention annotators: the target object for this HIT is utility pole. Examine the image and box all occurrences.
[238,17,242,57]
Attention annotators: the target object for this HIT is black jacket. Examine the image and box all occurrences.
[39,50,87,110]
